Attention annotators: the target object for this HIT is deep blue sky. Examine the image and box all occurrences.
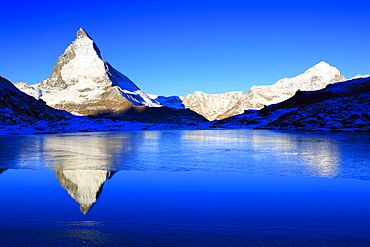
[1,0,369,96]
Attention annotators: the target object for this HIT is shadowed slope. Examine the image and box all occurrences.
[0,76,70,125]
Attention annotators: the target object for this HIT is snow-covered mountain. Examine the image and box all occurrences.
[349,74,370,80]
[15,28,160,116]
[55,170,115,214]
[0,76,70,125]
[182,91,244,120]
[183,61,345,120]
[148,94,185,109]
[212,76,370,132]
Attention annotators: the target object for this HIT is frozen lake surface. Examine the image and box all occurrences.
[1,129,370,246]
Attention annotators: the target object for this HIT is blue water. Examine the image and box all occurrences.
[1,129,370,244]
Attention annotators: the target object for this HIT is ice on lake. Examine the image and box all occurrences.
[1,129,370,246]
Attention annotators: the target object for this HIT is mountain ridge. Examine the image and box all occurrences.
[212,76,370,132]
[6,28,370,133]
[183,61,345,120]
[0,76,70,125]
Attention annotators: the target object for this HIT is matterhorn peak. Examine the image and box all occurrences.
[33,28,160,115]
[76,27,92,39]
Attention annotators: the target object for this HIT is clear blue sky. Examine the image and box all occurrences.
[1,0,370,96]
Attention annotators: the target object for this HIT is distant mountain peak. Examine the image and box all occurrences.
[314,61,330,67]
[305,61,338,73]
[184,61,346,120]
[274,61,344,87]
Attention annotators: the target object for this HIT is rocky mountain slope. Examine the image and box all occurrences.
[0,76,70,125]
[15,28,160,116]
[148,94,185,109]
[212,76,370,132]
[182,91,244,120]
[183,62,345,120]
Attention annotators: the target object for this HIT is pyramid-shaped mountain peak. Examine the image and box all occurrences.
[13,29,207,123]
[76,28,91,39]
[36,29,160,116]
[73,28,102,59]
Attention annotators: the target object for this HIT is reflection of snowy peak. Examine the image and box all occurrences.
[184,62,345,120]
[17,28,160,116]
[55,170,114,214]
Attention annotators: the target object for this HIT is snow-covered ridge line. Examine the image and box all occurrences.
[211,76,370,132]
[183,91,244,120]
[183,61,345,120]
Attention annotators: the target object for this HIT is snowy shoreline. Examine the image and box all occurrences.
[1,116,369,136]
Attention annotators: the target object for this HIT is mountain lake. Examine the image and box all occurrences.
[1,129,370,246]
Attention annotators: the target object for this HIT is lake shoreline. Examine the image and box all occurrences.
[1,116,370,136]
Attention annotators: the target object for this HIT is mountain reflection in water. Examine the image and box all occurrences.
[42,133,137,170]
[0,130,369,179]
[1,130,370,246]
[55,170,116,214]
[247,132,341,178]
